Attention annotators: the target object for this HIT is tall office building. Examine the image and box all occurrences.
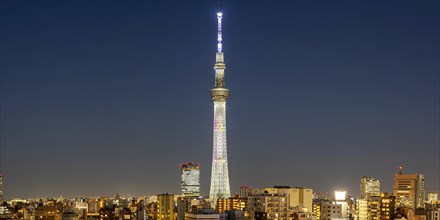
[209,12,231,204]
[380,192,396,220]
[181,163,200,197]
[369,196,381,220]
[360,176,381,199]
[312,201,322,220]
[357,199,368,220]
[393,168,425,208]
[157,193,175,220]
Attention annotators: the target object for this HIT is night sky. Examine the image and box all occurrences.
[1,1,439,199]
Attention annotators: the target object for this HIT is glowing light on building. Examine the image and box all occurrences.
[334,191,346,201]
[209,11,231,204]
[217,12,223,52]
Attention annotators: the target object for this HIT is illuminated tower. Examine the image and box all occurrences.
[209,12,231,204]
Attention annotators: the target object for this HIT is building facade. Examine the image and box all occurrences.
[393,173,425,208]
[380,193,395,220]
[216,196,246,213]
[247,194,292,220]
[253,187,313,213]
[357,199,368,220]
[240,186,252,199]
[181,163,201,197]
[321,203,343,220]
[157,194,175,220]
[360,177,380,200]
[368,196,381,220]
[177,196,198,220]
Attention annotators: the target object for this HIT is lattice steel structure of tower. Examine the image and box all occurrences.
[209,12,231,204]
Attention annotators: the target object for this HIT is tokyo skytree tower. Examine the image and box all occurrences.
[209,12,231,203]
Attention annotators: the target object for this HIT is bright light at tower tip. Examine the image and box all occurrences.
[216,11,223,53]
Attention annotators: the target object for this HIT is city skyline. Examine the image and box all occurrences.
[0,1,439,198]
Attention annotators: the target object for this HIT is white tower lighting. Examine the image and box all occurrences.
[209,11,231,204]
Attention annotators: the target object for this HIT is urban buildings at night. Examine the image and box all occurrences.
[0,3,439,220]
[0,174,438,220]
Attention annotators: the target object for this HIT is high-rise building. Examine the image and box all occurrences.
[393,168,425,208]
[157,194,176,220]
[369,196,381,220]
[312,201,322,220]
[181,163,201,197]
[209,12,231,204]
[357,199,368,220]
[360,176,381,199]
[380,192,396,220]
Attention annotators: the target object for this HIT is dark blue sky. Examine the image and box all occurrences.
[0,0,438,199]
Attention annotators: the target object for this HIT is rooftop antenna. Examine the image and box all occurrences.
[398,165,403,175]
[217,12,223,52]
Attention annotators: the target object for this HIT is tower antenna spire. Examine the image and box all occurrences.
[217,12,223,52]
